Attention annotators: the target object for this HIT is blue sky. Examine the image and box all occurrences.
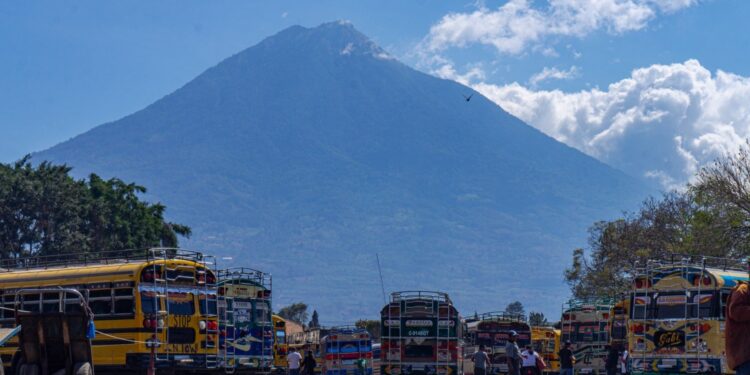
[2,0,750,187]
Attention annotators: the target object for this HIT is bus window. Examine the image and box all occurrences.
[114,288,134,315]
[276,330,286,344]
[167,293,195,315]
[141,292,161,314]
[89,289,113,315]
[1,295,14,321]
[199,294,217,316]
[255,301,271,323]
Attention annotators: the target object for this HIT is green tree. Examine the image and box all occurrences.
[564,143,750,300]
[528,312,548,327]
[0,157,190,262]
[309,310,320,328]
[505,301,525,317]
[278,302,308,324]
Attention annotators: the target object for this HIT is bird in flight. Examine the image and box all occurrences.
[463,93,473,102]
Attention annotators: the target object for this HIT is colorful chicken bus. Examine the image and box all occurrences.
[272,315,288,371]
[0,248,220,374]
[532,327,561,375]
[561,300,613,375]
[627,258,748,375]
[380,291,461,375]
[218,267,273,373]
[321,327,373,375]
[463,312,531,375]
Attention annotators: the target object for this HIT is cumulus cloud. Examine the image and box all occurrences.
[529,66,580,86]
[425,0,697,55]
[470,60,750,189]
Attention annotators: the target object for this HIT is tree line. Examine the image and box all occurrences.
[0,157,190,261]
[565,142,750,300]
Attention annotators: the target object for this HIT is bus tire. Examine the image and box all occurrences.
[73,362,92,375]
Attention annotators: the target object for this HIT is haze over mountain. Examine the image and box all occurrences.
[34,21,651,320]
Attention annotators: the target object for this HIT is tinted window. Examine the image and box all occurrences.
[141,292,161,314]
[115,299,134,314]
[199,295,217,316]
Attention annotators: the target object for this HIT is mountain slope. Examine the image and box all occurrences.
[34,21,651,320]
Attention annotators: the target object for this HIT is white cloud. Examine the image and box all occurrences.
[425,0,697,55]
[529,66,580,86]
[469,60,750,189]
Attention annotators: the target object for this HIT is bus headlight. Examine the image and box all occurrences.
[199,320,207,330]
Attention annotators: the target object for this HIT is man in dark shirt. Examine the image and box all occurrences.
[558,341,575,375]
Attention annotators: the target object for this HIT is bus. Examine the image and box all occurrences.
[320,327,373,375]
[0,248,220,374]
[218,268,273,373]
[628,258,748,375]
[272,315,288,371]
[561,300,613,375]
[531,327,560,375]
[380,291,461,375]
[463,312,531,375]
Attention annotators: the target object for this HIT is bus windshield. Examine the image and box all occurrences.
[631,291,718,320]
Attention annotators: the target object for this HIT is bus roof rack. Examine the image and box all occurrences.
[390,291,452,304]
[217,267,272,290]
[477,311,527,322]
[636,253,747,272]
[564,298,615,310]
[0,247,208,271]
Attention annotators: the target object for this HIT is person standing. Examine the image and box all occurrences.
[727,261,750,375]
[620,347,629,375]
[521,345,542,375]
[558,341,575,375]
[287,347,303,375]
[505,331,522,375]
[302,350,316,375]
[473,344,491,375]
[605,345,619,375]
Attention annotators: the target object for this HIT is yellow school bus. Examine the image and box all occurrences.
[272,315,288,370]
[0,248,219,374]
[628,258,748,375]
[532,327,561,374]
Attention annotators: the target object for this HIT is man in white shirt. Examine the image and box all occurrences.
[287,347,303,375]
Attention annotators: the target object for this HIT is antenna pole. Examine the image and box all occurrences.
[376,253,387,305]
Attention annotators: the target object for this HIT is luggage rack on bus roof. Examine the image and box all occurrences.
[390,290,452,304]
[636,253,747,272]
[477,311,527,322]
[0,247,208,271]
[217,267,272,290]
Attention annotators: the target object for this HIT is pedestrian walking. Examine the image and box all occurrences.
[505,331,522,375]
[472,344,492,375]
[302,350,316,375]
[558,341,575,375]
[727,260,750,375]
[521,346,543,375]
[287,347,303,375]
